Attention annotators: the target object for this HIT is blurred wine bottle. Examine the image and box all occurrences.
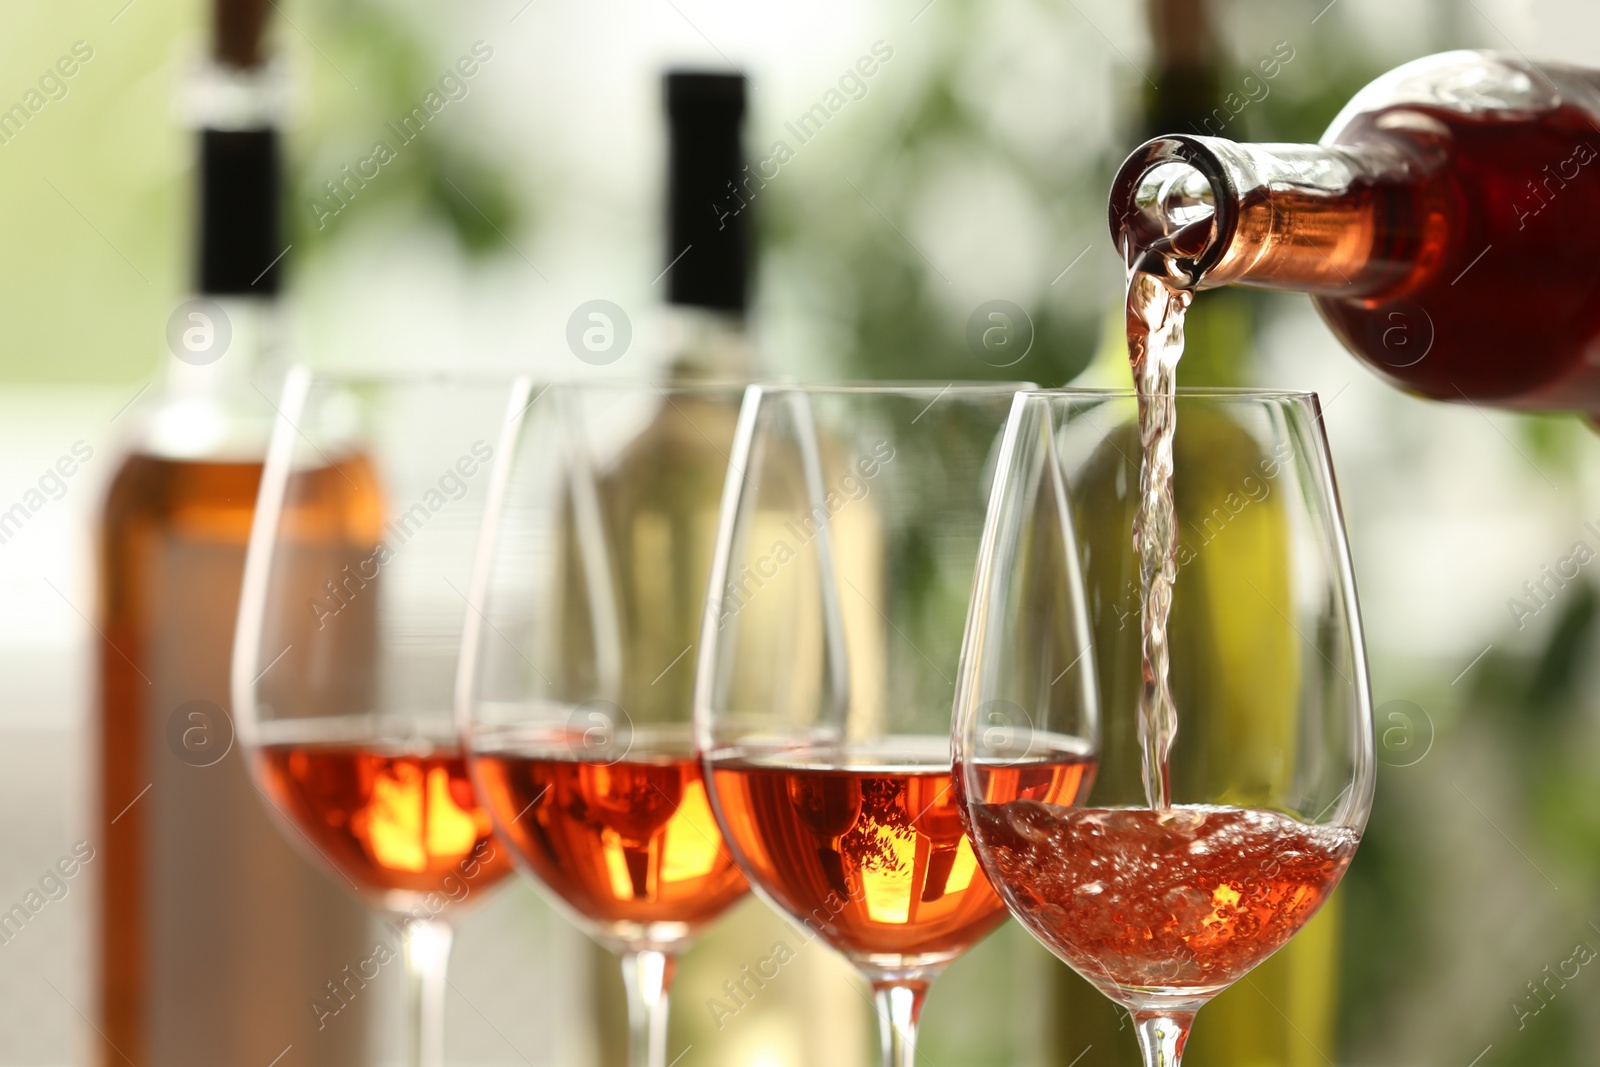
[93,2,372,1063]
[583,69,751,1067]
[578,70,874,1067]
[1046,4,1344,1066]
[595,69,753,731]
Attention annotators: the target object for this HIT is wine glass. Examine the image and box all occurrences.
[693,383,1079,1067]
[232,368,517,1067]
[955,389,1375,1066]
[456,380,751,1067]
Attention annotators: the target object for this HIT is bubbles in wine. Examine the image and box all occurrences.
[977,802,1358,997]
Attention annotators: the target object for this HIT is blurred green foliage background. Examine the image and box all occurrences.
[5,0,1600,1062]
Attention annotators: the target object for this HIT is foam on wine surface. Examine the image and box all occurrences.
[970,802,1357,999]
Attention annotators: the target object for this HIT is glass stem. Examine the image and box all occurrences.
[872,981,928,1067]
[621,948,677,1067]
[1132,1010,1195,1067]
[400,916,455,1067]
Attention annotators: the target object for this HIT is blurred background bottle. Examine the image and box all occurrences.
[93,1,371,1063]
[1050,4,1344,1066]
[583,69,752,1066]
[575,68,877,1067]
[661,70,753,380]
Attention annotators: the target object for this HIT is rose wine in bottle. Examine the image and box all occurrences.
[94,11,372,1064]
[1110,50,1600,411]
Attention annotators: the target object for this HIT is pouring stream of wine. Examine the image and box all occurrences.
[1125,251,1192,812]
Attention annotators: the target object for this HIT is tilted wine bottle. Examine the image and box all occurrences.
[94,8,372,1064]
[1056,5,1346,1065]
[1111,50,1600,412]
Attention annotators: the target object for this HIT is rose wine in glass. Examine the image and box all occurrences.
[710,746,1094,961]
[257,730,511,905]
[968,803,1356,997]
[956,391,1374,1067]
[470,731,746,941]
[234,371,518,1067]
[696,385,1042,1067]
[458,382,754,1067]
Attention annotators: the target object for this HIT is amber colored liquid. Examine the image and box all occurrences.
[472,746,747,945]
[97,455,373,1067]
[258,741,512,907]
[1317,101,1600,408]
[710,752,1095,967]
[970,802,1356,1000]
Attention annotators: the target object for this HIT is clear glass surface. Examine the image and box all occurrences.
[693,383,1042,1067]
[954,389,1375,1067]
[231,367,516,1067]
[456,380,753,1067]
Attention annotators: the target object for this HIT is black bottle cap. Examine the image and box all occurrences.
[199,128,282,295]
[664,71,748,313]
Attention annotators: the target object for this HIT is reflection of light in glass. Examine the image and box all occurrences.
[661,779,720,883]
[363,761,426,872]
[947,837,978,895]
[356,760,480,873]
[602,829,636,901]
[861,823,916,924]
[424,766,478,858]
[737,1022,798,1067]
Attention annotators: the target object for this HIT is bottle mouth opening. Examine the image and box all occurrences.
[1109,136,1240,290]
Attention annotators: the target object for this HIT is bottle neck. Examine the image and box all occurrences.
[143,295,284,460]
[662,304,751,380]
[131,59,288,461]
[1110,134,1427,299]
